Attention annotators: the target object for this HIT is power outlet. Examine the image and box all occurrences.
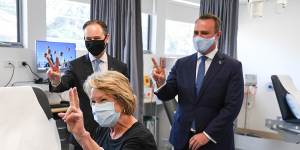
[17,61,27,67]
[3,60,15,68]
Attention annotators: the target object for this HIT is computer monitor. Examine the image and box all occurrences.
[36,40,76,71]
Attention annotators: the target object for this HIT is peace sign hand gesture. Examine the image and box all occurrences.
[151,58,166,88]
[45,52,61,86]
[58,87,87,139]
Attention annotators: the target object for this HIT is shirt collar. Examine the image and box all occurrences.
[89,51,107,63]
[197,47,218,60]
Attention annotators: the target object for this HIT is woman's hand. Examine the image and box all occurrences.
[58,87,87,139]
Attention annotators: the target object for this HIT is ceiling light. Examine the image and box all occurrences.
[172,0,200,7]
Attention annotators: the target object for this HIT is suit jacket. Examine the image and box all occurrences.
[155,52,244,150]
[50,54,128,133]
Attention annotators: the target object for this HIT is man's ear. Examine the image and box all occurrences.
[216,31,221,39]
[105,34,110,43]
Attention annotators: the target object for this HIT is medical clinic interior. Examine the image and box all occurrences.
[1,0,300,150]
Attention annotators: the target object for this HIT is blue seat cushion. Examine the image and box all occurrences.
[286,93,300,119]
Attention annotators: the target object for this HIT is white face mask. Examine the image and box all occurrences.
[92,102,120,127]
[193,35,216,54]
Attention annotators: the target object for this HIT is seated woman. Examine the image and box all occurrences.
[59,71,157,150]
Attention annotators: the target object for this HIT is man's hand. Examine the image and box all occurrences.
[45,53,61,86]
[58,87,86,139]
[189,133,209,150]
[151,58,166,88]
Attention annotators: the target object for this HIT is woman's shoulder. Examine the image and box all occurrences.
[122,122,157,149]
[124,122,151,137]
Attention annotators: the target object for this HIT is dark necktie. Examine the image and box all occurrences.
[192,56,207,130]
[195,56,207,97]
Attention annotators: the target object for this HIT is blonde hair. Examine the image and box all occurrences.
[84,71,136,115]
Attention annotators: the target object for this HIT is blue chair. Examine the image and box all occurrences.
[271,75,300,124]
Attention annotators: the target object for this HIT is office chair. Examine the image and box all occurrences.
[162,98,178,125]
[32,87,53,119]
[271,75,300,124]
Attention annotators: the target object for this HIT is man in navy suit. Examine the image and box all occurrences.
[46,20,128,150]
[152,14,243,150]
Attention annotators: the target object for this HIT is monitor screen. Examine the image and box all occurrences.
[36,40,76,71]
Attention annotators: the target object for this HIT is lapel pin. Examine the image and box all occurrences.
[219,60,222,64]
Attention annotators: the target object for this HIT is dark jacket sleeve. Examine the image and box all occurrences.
[154,60,179,101]
[204,62,244,142]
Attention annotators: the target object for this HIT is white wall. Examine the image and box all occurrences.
[237,0,300,131]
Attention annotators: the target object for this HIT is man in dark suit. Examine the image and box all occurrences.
[152,14,244,150]
[46,20,128,149]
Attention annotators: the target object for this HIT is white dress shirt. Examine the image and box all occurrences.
[195,48,218,79]
[89,52,108,73]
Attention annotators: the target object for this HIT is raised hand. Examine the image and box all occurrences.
[58,87,86,138]
[45,52,61,85]
[151,57,166,88]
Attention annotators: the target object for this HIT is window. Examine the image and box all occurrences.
[142,13,151,52]
[164,19,195,56]
[0,0,22,47]
[46,0,90,50]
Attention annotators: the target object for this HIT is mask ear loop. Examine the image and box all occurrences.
[103,34,109,49]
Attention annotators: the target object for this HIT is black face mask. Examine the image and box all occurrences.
[85,40,107,56]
